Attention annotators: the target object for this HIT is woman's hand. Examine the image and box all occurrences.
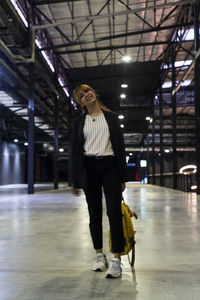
[72,189,81,196]
[121,182,126,192]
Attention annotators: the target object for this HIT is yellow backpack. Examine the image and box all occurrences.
[109,199,137,257]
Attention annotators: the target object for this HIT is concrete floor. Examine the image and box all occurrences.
[0,183,200,300]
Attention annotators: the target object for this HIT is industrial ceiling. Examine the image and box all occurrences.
[0,0,196,157]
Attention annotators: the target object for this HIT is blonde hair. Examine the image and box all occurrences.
[73,84,111,112]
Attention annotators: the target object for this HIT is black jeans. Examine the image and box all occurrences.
[83,156,124,253]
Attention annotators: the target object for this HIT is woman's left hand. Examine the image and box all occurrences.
[121,182,126,192]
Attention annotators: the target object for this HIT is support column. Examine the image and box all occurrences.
[152,112,155,185]
[172,44,177,190]
[54,96,59,189]
[159,84,164,186]
[194,1,200,194]
[27,63,35,194]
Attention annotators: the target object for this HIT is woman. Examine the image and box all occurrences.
[69,84,129,278]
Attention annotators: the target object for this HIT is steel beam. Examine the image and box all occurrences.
[194,1,200,194]
[56,41,194,55]
[33,0,193,23]
[40,22,193,51]
[34,0,82,4]
[54,96,59,189]
[171,44,178,190]
[27,63,35,194]
[152,111,155,185]
[159,84,164,187]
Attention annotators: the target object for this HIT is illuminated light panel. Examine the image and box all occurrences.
[181,79,192,87]
[177,28,194,41]
[140,160,147,167]
[163,60,193,69]
[162,79,192,89]
[162,82,172,88]
[118,115,124,119]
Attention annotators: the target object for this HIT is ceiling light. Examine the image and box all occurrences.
[164,149,170,153]
[122,56,131,63]
[162,81,172,88]
[120,124,124,128]
[118,115,124,119]
[121,84,128,88]
[24,142,28,146]
[129,153,133,156]
[14,139,18,143]
[120,93,126,99]
[59,148,64,152]
[145,116,151,121]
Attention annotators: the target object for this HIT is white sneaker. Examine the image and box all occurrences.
[106,258,122,278]
[93,253,108,272]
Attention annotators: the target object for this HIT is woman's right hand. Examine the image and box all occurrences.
[72,189,81,196]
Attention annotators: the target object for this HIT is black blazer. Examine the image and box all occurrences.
[68,110,129,189]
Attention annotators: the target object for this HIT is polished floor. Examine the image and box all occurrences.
[0,183,200,300]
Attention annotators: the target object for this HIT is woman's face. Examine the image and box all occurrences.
[79,88,97,108]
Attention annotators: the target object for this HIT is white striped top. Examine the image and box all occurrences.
[83,113,114,156]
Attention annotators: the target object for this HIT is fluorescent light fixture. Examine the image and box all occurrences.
[14,139,18,143]
[121,84,128,88]
[35,38,55,72]
[58,78,69,97]
[162,79,192,89]
[162,82,172,88]
[120,93,126,99]
[59,148,64,153]
[41,51,55,72]
[120,124,124,128]
[122,56,131,62]
[163,60,193,69]
[181,79,192,87]
[10,0,28,27]
[175,60,192,67]
[118,115,124,119]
